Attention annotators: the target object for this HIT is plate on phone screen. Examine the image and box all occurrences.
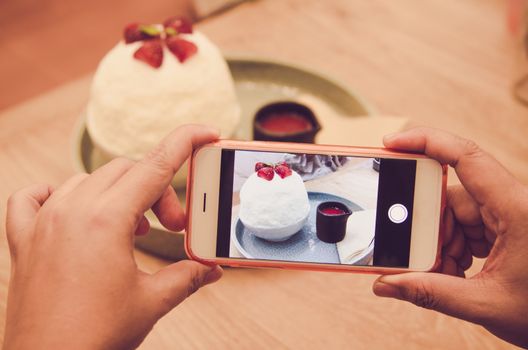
[232,192,374,265]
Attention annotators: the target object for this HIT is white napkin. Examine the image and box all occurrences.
[337,209,376,264]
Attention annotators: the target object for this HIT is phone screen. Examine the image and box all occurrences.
[216,149,417,268]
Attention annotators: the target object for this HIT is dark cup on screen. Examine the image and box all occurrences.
[316,201,352,243]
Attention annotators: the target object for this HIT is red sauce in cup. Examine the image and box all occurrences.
[258,112,313,134]
[253,101,321,143]
[320,207,346,216]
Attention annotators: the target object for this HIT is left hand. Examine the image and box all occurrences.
[3,124,223,350]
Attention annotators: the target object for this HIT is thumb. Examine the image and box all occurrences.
[373,272,489,324]
[148,261,223,317]
[383,127,519,208]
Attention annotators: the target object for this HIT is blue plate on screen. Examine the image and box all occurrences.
[232,192,372,264]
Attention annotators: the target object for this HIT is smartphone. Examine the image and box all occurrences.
[185,140,446,274]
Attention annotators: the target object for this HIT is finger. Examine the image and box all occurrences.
[442,206,455,247]
[467,238,491,258]
[83,157,135,192]
[108,124,219,214]
[373,272,490,324]
[487,240,494,254]
[151,186,185,232]
[445,225,465,259]
[439,254,459,276]
[49,173,88,201]
[6,184,53,252]
[135,215,150,236]
[383,127,520,207]
[447,186,482,227]
[458,245,473,271]
[148,261,222,317]
[461,224,485,241]
[484,227,497,245]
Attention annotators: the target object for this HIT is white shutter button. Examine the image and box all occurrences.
[388,204,408,224]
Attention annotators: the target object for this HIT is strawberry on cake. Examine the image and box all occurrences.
[239,162,310,241]
[86,17,240,161]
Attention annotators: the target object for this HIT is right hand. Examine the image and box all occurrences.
[372,127,528,348]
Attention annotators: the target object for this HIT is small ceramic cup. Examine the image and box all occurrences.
[253,101,321,143]
[316,201,352,243]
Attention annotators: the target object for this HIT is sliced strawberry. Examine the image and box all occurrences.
[255,162,265,171]
[124,23,145,43]
[163,17,193,34]
[274,164,292,178]
[133,40,163,68]
[255,162,270,172]
[165,36,197,63]
[124,23,159,43]
[257,167,274,181]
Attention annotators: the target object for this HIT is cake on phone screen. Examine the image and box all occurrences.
[216,150,417,268]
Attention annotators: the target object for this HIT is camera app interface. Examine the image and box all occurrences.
[216,150,416,267]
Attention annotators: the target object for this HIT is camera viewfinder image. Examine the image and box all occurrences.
[229,150,379,265]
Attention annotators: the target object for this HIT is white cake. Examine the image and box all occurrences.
[239,169,310,241]
[86,30,240,160]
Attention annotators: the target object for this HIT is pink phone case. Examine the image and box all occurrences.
[185,140,447,275]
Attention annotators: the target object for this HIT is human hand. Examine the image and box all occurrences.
[372,127,528,348]
[3,125,223,350]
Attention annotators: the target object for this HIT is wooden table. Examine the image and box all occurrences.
[0,0,525,348]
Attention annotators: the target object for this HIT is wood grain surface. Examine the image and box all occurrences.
[0,0,525,349]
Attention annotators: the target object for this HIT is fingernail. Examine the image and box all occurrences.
[383,132,398,143]
[208,127,221,137]
[203,265,223,285]
[373,281,403,300]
